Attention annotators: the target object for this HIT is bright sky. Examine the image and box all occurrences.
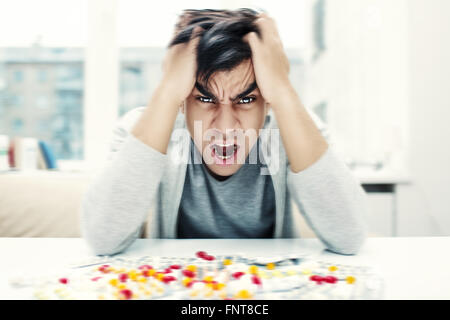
[0,0,305,47]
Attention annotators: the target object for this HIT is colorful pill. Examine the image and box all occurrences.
[182,270,195,278]
[232,272,245,279]
[266,263,276,270]
[346,276,356,284]
[328,266,338,272]
[236,289,252,299]
[223,259,233,266]
[118,289,133,300]
[118,273,128,283]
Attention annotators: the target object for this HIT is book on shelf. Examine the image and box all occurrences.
[0,136,58,171]
[38,140,58,170]
[11,137,39,170]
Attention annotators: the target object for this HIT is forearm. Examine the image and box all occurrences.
[131,81,182,154]
[270,84,328,173]
[81,134,167,255]
[287,148,368,255]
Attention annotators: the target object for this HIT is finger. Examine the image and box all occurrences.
[190,26,203,41]
[254,15,279,38]
[243,31,261,47]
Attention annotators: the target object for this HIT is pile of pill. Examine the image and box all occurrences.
[9,251,383,300]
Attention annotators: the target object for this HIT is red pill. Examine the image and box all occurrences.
[98,265,110,273]
[59,278,69,284]
[309,275,323,282]
[119,289,133,300]
[196,251,207,258]
[91,276,102,282]
[204,255,215,261]
[163,268,172,274]
[323,276,338,284]
[170,264,182,270]
[251,275,262,286]
[138,265,153,270]
[118,273,128,283]
[162,275,177,283]
[182,270,195,278]
[232,272,245,279]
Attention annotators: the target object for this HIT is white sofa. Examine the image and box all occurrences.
[0,170,317,238]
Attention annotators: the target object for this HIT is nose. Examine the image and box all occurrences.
[213,103,238,134]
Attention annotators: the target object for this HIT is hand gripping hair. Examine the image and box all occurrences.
[169,8,262,89]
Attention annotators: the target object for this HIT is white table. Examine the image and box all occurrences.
[1,237,449,300]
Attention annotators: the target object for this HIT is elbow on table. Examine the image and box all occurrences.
[80,221,127,257]
[327,226,367,256]
[80,196,129,257]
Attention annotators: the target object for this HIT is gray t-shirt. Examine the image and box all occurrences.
[177,139,276,238]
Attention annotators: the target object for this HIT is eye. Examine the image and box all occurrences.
[196,96,215,104]
[238,96,256,105]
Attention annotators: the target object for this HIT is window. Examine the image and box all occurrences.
[0,0,308,170]
[13,70,24,83]
[37,69,48,83]
[0,0,87,162]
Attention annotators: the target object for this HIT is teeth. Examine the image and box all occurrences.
[214,144,234,148]
[213,144,238,159]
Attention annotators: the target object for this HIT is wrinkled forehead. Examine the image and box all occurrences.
[197,60,257,101]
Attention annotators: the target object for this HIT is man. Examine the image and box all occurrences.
[81,9,367,256]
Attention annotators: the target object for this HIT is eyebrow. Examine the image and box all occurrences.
[194,81,258,102]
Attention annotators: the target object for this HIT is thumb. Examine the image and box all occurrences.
[189,26,203,47]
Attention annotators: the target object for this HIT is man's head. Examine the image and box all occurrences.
[169,9,268,178]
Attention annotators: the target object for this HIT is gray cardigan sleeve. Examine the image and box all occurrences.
[286,110,368,255]
[80,107,167,256]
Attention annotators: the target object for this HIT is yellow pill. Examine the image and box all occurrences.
[273,271,283,277]
[156,287,164,294]
[287,270,297,276]
[118,283,127,290]
[266,263,276,270]
[156,273,165,281]
[205,283,214,289]
[148,269,156,277]
[182,278,193,287]
[223,259,233,266]
[144,290,152,296]
[190,290,199,297]
[109,278,119,287]
[249,265,259,274]
[236,289,253,299]
[204,289,214,298]
[138,284,146,291]
[186,265,197,272]
[301,269,312,275]
[328,266,338,272]
[137,276,147,283]
[346,276,356,284]
[128,270,138,281]
[203,276,214,283]
[215,283,226,290]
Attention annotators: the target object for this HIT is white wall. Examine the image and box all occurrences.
[397,0,450,236]
[304,0,450,236]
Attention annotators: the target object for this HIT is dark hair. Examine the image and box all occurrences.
[169,8,261,88]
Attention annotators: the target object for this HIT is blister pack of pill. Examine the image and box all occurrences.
[8,251,383,300]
